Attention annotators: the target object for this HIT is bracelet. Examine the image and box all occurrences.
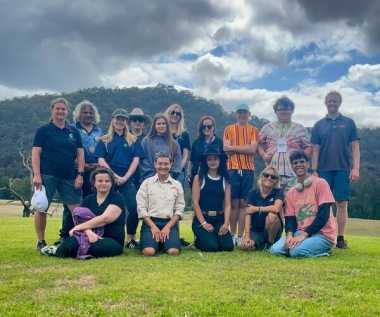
[199,221,207,228]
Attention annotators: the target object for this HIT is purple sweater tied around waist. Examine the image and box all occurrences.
[72,207,104,260]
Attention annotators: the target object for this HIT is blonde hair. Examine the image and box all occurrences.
[73,100,100,124]
[101,117,136,146]
[164,103,186,137]
[257,166,280,193]
[50,97,70,110]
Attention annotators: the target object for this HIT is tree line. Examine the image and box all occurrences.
[0,84,379,219]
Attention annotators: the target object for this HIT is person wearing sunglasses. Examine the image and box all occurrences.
[270,151,337,258]
[258,96,312,193]
[164,104,191,188]
[129,107,151,189]
[190,115,226,185]
[192,145,233,252]
[241,166,284,250]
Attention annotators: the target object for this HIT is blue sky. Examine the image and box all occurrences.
[0,0,380,126]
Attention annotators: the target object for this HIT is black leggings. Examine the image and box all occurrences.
[192,216,234,252]
[56,236,123,258]
[118,181,139,235]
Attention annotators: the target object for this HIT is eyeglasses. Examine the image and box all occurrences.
[202,124,213,130]
[262,173,279,180]
[291,159,307,165]
[170,111,182,117]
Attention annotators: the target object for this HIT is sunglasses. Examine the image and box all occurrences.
[291,159,307,165]
[130,117,145,123]
[202,124,213,130]
[262,173,279,180]
[170,111,182,117]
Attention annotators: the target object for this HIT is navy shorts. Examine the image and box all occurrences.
[228,170,255,200]
[140,218,181,252]
[319,170,350,201]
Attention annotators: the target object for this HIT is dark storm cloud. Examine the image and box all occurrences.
[296,0,380,51]
[0,0,229,90]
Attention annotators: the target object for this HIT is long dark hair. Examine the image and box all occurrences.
[198,154,229,184]
[148,113,178,158]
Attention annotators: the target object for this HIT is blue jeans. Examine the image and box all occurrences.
[270,231,333,258]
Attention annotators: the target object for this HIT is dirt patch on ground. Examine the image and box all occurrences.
[55,274,97,289]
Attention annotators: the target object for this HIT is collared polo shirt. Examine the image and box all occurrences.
[33,122,83,180]
[311,114,359,171]
[74,122,103,164]
[136,174,185,219]
[94,133,144,177]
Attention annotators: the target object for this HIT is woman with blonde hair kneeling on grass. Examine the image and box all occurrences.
[41,167,126,258]
[191,145,233,252]
[241,166,284,251]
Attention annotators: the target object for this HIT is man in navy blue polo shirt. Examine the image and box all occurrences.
[32,98,85,251]
[311,91,360,249]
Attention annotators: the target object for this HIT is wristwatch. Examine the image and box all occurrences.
[77,171,84,177]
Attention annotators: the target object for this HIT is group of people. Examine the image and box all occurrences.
[30,90,360,259]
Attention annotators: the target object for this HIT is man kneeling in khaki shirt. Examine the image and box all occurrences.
[137,152,185,256]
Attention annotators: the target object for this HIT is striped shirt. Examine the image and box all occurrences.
[223,123,258,170]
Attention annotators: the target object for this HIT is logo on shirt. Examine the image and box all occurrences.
[269,198,274,202]
[68,133,75,142]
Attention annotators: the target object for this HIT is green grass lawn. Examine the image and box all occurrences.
[0,216,380,317]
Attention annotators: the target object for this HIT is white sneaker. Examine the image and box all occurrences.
[232,235,238,247]
[40,245,58,256]
[236,237,243,248]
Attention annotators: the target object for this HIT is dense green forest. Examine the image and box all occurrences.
[0,84,379,219]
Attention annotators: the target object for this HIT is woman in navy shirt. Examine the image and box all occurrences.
[190,115,226,184]
[192,145,233,252]
[241,166,284,250]
[95,108,143,249]
[32,97,84,251]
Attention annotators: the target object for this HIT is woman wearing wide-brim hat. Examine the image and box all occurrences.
[191,145,234,252]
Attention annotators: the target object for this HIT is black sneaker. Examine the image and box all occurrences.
[126,239,139,249]
[336,238,348,249]
[36,240,47,251]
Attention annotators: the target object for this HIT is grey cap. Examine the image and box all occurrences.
[234,103,250,112]
[112,108,129,119]
[129,107,149,121]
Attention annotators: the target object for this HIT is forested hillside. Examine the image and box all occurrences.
[0,85,379,219]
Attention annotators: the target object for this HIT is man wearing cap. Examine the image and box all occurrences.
[137,152,185,256]
[129,107,150,189]
[311,91,360,249]
[258,96,312,193]
[95,108,144,249]
[223,103,258,246]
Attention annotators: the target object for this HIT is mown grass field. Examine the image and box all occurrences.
[0,204,380,316]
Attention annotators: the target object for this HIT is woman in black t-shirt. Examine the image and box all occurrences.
[191,145,234,252]
[164,103,191,186]
[190,115,226,185]
[241,166,284,250]
[41,168,126,258]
